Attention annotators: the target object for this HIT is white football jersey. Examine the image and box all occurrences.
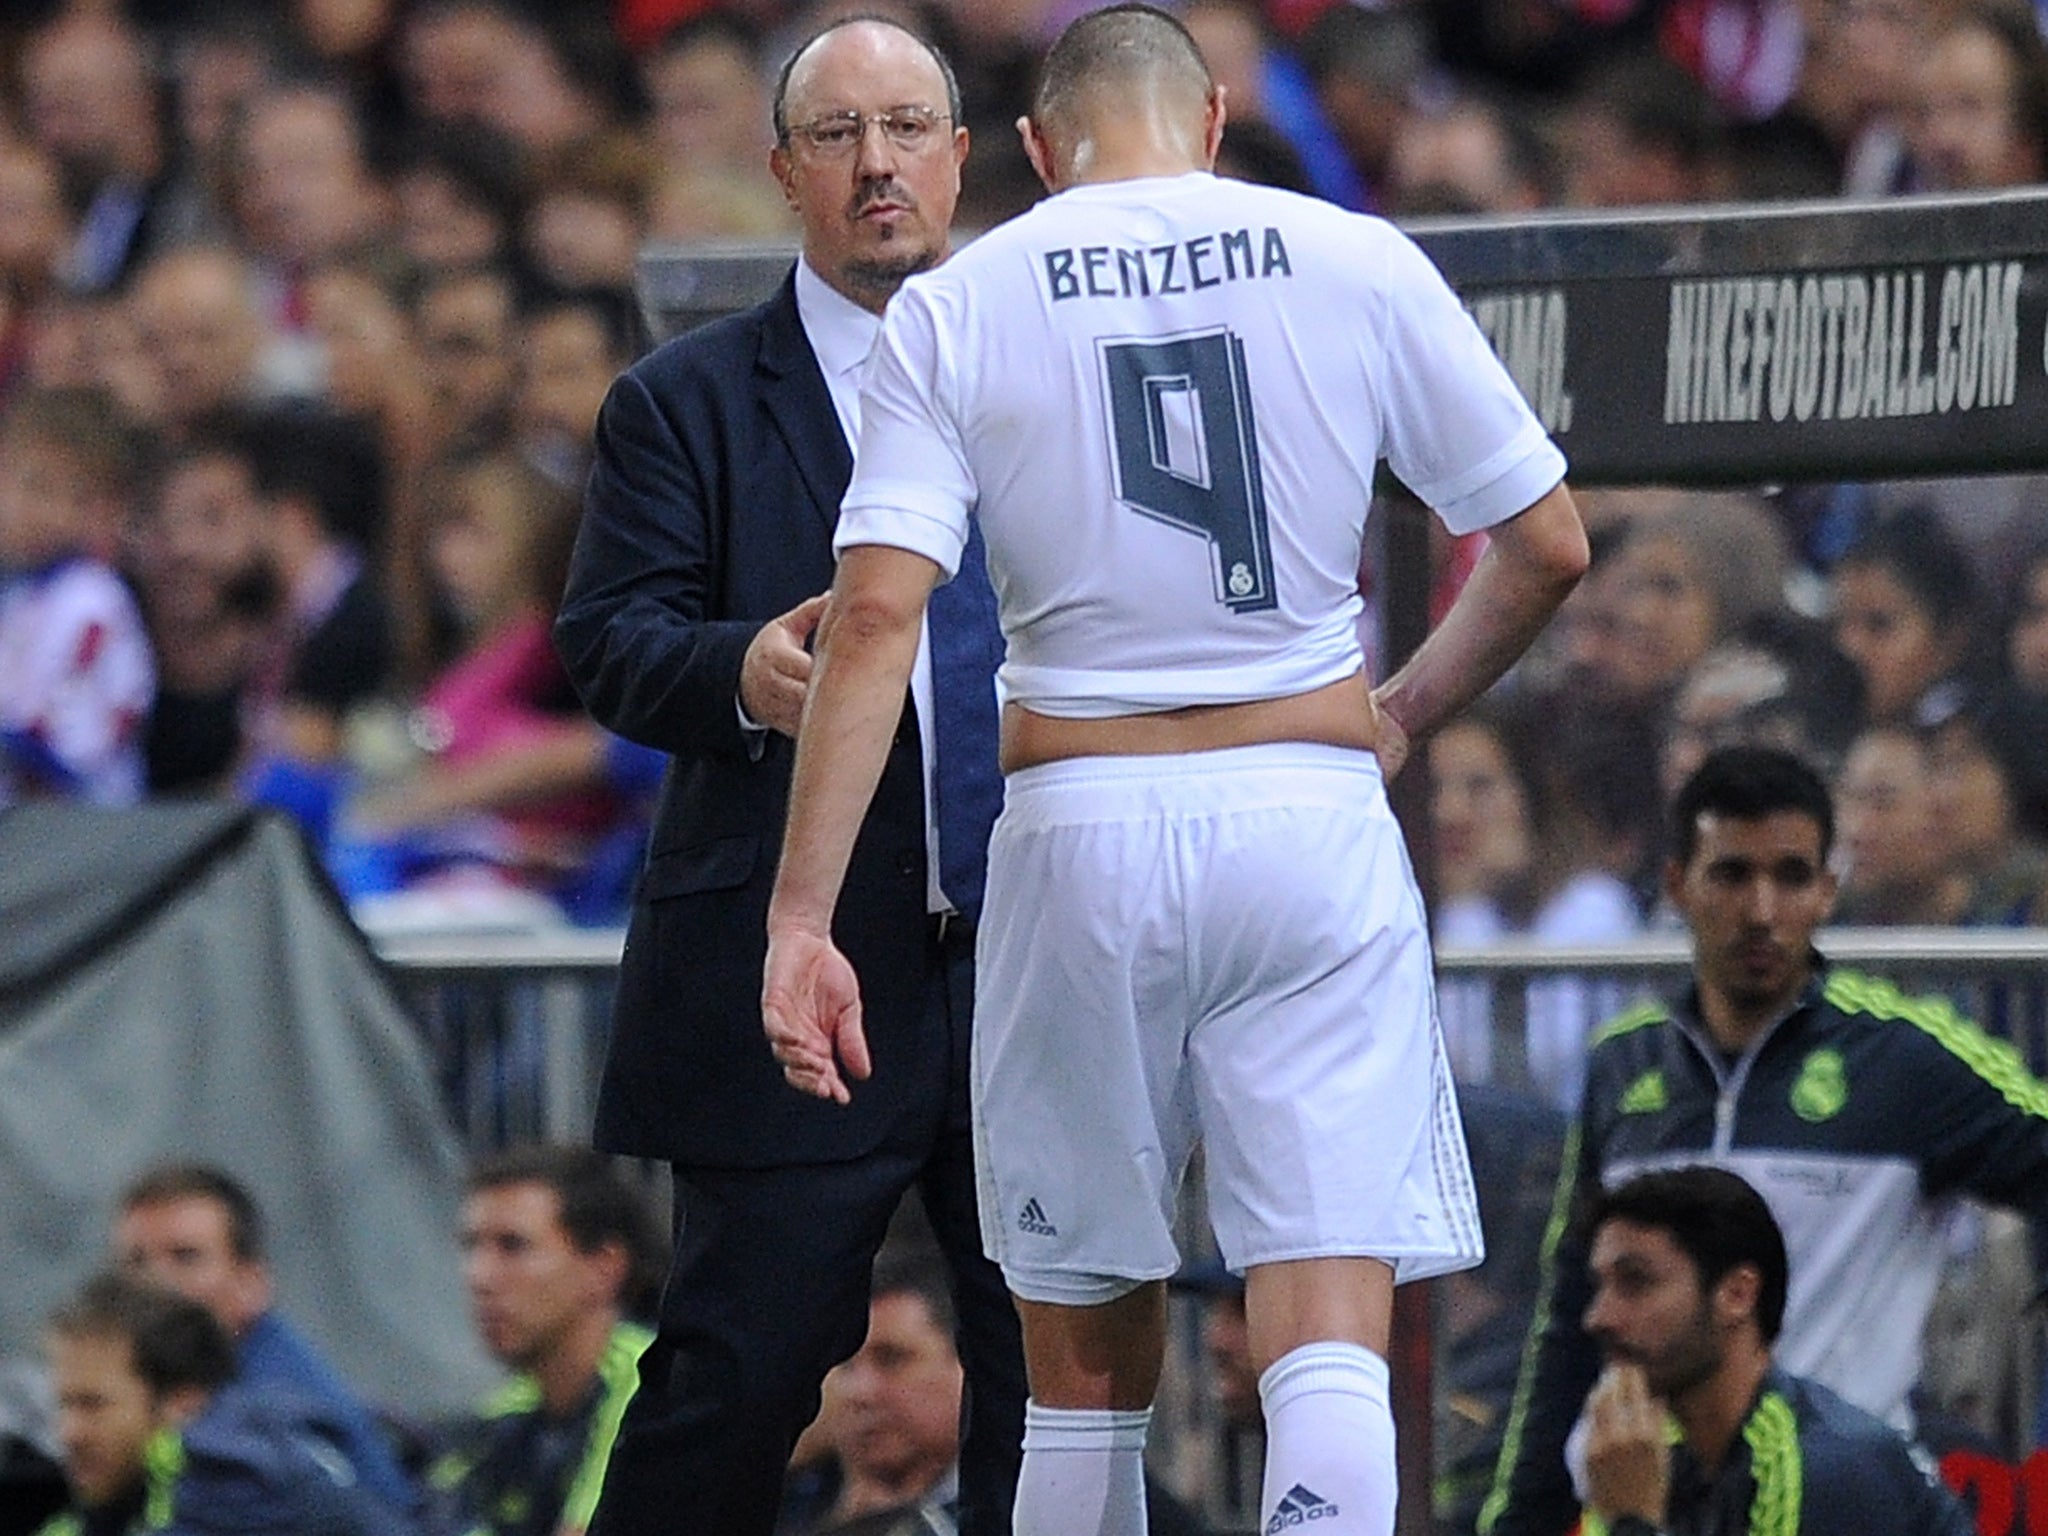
[837,171,1566,718]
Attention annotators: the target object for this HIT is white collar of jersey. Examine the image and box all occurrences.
[793,255,881,384]
[1052,169,1217,202]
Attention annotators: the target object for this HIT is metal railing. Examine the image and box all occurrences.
[374,925,2048,1147]
[374,925,2048,1517]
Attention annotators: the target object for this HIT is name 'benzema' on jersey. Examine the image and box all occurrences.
[837,171,1565,719]
[1041,225,1294,302]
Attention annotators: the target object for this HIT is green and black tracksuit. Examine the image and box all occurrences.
[1576,1366,1975,1536]
[427,1320,651,1536]
[1483,965,2048,1536]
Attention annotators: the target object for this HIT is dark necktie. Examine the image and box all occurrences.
[925,518,1004,922]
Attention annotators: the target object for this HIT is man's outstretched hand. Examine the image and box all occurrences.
[762,926,872,1104]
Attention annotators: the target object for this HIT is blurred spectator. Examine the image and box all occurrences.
[1924,685,2048,922]
[512,286,638,487]
[113,1163,418,1516]
[1833,721,1970,923]
[1384,89,1553,215]
[1656,611,1868,808]
[17,10,187,294]
[522,136,653,292]
[340,450,636,912]
[1183,0,1368,206]
[1906,0,2048,190]
[427,1144,663,1536]
[645,161,803,242]
[392,124,530,276]
[1798,0,1930,193]
[232,406,396,815]
[1575,494,1791,709]
[783,1246,965,1532]
[1214,116,1315,191]
[128,247,301,436]
[1657,0,1805,121]
[786,1240,1211,1535]
[226,78,400,327]
[42,1273,396,1536]
[1829,507,1983,728]
[1298,4,1431,205]
[165,2,300,248]
[398,0,636,160]
[0,140,78,365]
[642,11,775,181]
[2002,542,2048,693]
[128,423,277,794]
[413,265,521,454]
[0,387,153,808]
[1558,48,1727,205]
[1429,698,1650,1106]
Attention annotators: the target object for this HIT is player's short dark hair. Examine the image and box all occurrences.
[1034,3,1212,128]
[1586,1167,1788,1343]
[48,1272,237,1396]
[1669,745,1833,868]
[771,14,962,146]
[119,1163,266,1264]
[468,1144,668,1317]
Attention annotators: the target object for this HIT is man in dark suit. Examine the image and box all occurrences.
[553,18,1024,1536]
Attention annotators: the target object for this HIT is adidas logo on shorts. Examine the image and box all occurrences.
[1017,1198,1058,1237]
[1267,1484,1340,1530]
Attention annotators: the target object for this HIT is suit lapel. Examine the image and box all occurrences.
[756,271,853,537]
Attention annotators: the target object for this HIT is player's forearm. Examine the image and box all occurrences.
[1375,482,1586,744]
[768,575,926,936]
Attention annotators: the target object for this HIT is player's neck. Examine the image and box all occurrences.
[1059,118,1207,187]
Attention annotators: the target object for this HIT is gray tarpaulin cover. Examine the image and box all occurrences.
[0,803,499,1417]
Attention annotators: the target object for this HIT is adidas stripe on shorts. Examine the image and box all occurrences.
[972,741,1485,1304]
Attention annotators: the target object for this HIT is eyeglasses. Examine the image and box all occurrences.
[785,107,951,155]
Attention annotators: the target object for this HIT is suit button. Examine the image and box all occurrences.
[895,852,918,878]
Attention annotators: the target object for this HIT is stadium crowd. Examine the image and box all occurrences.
[1,0,2047,1530]
[0,0,2044,932]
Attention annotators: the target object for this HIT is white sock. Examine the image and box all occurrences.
[1012,1401,1151,1536]
[1258,1342,1397,1535]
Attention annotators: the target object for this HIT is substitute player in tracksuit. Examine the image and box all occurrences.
[1572,1167,1975,1536]
[1484,746,2048,1536]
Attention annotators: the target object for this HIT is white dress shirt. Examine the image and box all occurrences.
[791,257,949,916]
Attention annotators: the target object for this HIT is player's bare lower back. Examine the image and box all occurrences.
[999,672,1378,772]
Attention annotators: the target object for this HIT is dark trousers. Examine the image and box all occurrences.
[588,929,1025,1536]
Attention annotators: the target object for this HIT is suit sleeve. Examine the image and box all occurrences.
[554,365,760,760]
[1481,1113,1604,1536]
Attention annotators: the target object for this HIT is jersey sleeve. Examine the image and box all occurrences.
[1374,231,1567,536]
[835,280,976,577]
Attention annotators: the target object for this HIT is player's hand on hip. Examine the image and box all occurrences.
[740,593,829,738]
[762,925,871,1103]
[1582,1362,1671,1527]
[1368,688,1411,782]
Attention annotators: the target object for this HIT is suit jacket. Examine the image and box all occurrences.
[556,272,947,1168]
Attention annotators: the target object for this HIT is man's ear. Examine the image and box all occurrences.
[1202,85,1228,170]
[1714,1263,1761,1331]
[769,143,797,208]
[1018,116,1057,192]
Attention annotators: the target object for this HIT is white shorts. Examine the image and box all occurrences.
[973,742,1484,1305]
